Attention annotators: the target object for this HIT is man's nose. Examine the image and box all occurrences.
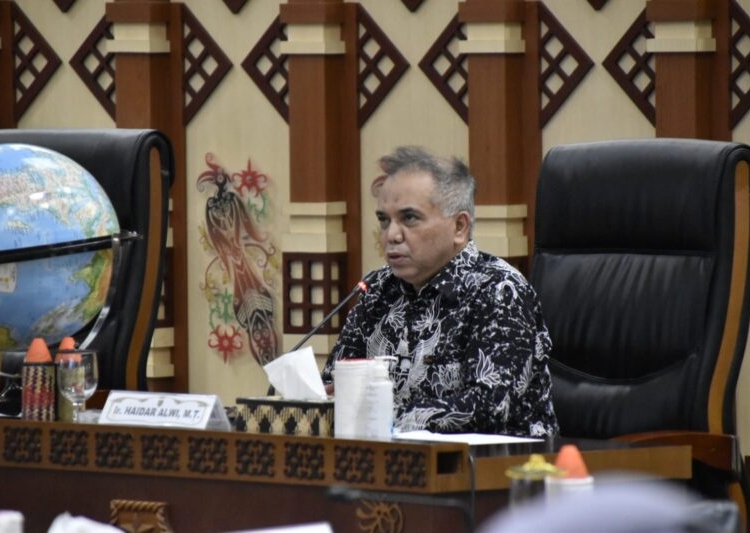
[386,221,403,243]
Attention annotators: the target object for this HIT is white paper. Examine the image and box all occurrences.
[392,430,543,445]
[263,346,327,401]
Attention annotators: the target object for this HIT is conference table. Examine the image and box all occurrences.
[0,418,691,532]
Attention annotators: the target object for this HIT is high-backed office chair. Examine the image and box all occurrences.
[529,138,750,518]
[0,128,174,394]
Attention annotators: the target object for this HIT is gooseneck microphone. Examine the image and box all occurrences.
[266,274,373,395]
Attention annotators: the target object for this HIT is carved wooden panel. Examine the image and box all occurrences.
[242,16,289,123]
[222,0,249,14]
[356,5,409,127]
[10,3,61,122]
[182,6,232,125]
[53,0,77,12]
[70,17,116,120]
[731,0,750,127]
[538,3,594,126]
[283,252,348,335]
[419,15,468,124]
[110,499,173,533]
[602,10,655,125]
[402,0,427,13]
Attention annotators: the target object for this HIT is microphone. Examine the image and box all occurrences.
[266,274,373,395]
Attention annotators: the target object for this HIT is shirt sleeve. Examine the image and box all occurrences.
[396,278,558,437]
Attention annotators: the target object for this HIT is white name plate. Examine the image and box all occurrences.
[99,391,231,431]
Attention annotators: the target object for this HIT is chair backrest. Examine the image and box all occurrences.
[530,138,750,439]
[0,128,174,391]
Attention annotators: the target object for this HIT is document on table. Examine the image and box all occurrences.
[393,430,543,445]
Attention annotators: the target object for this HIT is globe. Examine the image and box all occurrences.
[0,143,120,350]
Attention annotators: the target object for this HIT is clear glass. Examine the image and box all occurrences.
[56,350,98,422]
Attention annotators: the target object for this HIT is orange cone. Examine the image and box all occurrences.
[24,337,52,363]
[555,444,590,478]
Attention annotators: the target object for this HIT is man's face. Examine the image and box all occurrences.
[376,170,467,290]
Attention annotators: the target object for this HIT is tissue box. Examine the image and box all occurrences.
[235,396,334,437]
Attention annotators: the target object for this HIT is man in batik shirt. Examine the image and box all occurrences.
[322,146,558,437]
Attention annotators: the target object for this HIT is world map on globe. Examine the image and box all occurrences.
[0,143,120,350]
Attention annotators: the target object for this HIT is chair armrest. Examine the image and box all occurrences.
[613,430,739,473]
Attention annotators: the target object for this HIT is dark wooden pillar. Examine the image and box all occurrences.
[646,0,730,140]
[279,0,361,354]
[106,0,188,392]
[458,0,541,265]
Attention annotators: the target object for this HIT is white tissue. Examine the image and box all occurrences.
[48,513,122,533]
[0,510,22,533]
[263,346,328,401]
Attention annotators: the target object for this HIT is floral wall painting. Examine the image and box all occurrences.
[197,154,280,365]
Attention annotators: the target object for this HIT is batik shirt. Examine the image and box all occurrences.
[322,241,559,437]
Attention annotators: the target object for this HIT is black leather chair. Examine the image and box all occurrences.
[0,128,173,396]
[529,138,750,520]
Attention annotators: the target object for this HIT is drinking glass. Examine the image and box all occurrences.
[56,350,98,422]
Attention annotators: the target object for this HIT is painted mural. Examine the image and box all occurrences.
[197,154,280,365]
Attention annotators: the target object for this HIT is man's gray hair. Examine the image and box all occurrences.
[374,146,476,227]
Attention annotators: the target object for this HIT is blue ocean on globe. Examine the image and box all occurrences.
[0,143,120,350]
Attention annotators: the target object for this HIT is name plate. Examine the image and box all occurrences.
[100,391,231,431]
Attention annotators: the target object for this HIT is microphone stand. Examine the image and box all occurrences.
[266,277,370,396]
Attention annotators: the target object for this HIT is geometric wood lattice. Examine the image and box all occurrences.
[70,17,116,120]
[182,6,232,125]
[11,3,62,122]
[538,3,594,127]
[242,16,289,123]
[53,0,77,12]
[419,15,469,124]
[283,252,348,335]
[730,0,750,128]
[357,5,409,127]
[222,0,249,14]
[401,0,427,12]
[602,9,655,126]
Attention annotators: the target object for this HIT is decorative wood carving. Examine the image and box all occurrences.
[588,0,609,10]
[602,10,655,125]
[10,3,61,122]
[53,0,77,12]
[110,499,172,533]
[731,0,750,127]
[356,5,409,126]
[401,0,426,13]
[356,501,404,533]
[70,17,116,120]
[0,420,466,493]
[538,4,594,126]
[182,7,232,125]
[242,16,289,122]
[222,0,249,14]
[283,252,348,335]
[419,15,469,123]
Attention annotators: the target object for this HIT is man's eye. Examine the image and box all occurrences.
[377,217,389,230]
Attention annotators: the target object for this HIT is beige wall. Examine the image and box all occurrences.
[13,0,750,456]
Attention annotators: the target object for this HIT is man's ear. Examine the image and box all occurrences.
[454,211,471,240]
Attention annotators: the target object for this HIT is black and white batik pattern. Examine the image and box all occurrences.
[323,241,558,437]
